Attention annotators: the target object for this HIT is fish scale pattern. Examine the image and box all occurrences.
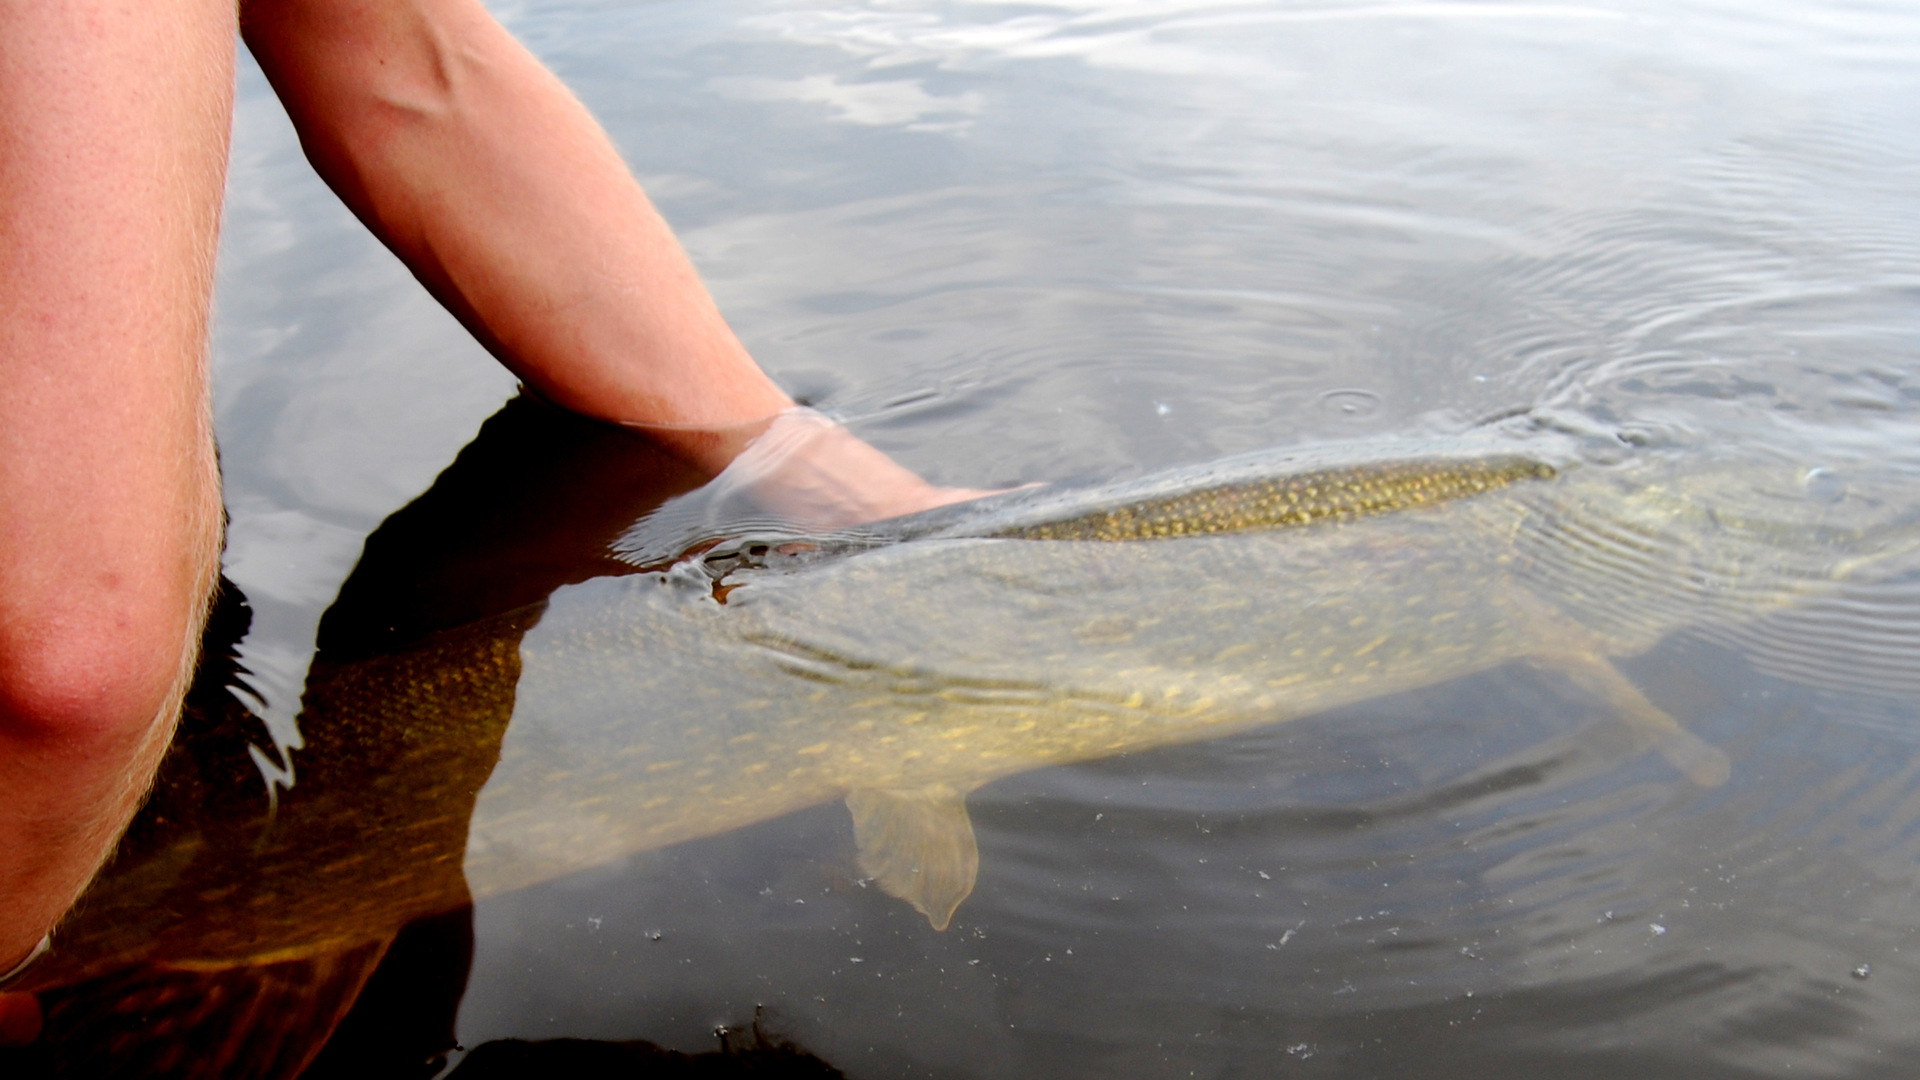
[993,457,1559,541]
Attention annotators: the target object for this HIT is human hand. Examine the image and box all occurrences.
[631,407,1003,534]
[714,408,1000,529]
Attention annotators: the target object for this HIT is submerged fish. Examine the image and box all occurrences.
[18,430,1920,1052]
[466,436,1920,930]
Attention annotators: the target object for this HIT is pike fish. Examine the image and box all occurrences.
[466,434,1920,930]
[22,431,1920,1035]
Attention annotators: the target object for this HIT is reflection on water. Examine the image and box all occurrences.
[12,0,1920,1074]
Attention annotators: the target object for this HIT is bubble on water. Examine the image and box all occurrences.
[1853,964,1872,980]
[1802,466,1847,504]
[1649,924,1667,936]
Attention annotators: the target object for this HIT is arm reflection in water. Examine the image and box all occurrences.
[1,395,723,1078]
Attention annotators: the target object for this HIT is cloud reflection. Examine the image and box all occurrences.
[711,74,984,130]
[743,0,1623,79]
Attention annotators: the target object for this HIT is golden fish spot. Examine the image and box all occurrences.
[1430,611,1461,623]
[1212,642,1256,662]
[899,712,927,725]
[1353,634,1390,657]
[642,797,671,810]
[1268,673,1307,687]
[644,761,681,773]
[1124,691,1145,708]
[1347,616,1368,629]
[741,762,769,774]
[1329,663,1346,675]
[728,733,760,744]
[796,743,831,755]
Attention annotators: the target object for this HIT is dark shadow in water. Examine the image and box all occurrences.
[445,1025,845,1079]
[0,394,756,1078]
[301,906,475,1079]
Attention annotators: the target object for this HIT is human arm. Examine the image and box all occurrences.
[0,0,230,1034]
[239,0,983,525]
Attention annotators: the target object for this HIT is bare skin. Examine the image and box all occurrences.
[0,0,982,1041]
[0,0,231,1038]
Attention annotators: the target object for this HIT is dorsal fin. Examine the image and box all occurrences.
[845,785,979,931]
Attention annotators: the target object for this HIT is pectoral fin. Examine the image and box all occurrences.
[1546,655,1731,788]
[846,784,979,931]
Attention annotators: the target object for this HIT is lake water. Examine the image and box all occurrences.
[14,0,1920,1075]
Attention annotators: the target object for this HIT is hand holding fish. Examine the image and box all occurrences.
[0,0,969,1031]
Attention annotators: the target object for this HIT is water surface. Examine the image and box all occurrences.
[21,0,1920,1076]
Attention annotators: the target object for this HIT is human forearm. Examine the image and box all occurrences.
[240,0,792,470]
[243,0,997,522]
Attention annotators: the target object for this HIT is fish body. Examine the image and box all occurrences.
[467,439,1919,927]
[26,435,1920,991]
